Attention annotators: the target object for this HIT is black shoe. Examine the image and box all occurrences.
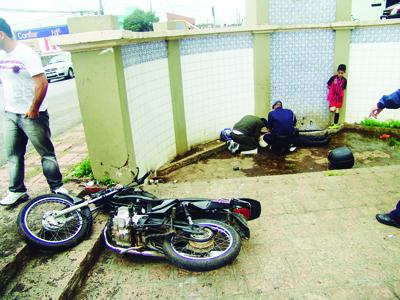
[376,213,400,228]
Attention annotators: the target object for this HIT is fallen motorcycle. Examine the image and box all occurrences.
[17,170,261,271]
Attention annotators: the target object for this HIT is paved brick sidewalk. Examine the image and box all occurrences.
[76,165,400,299]
[1,124,400,299]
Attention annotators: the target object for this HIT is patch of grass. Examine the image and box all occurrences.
[286,163,296,169]
[324,170,345,176]
[387,137,400,147]
[360,119,400,129]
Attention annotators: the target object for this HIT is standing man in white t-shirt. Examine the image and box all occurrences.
[0,18,68,206]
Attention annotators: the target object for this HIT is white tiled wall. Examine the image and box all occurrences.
[124,59,176,171]
[271,30,335,130]
[269,0,336,25]
[181,49,254,147]
[346,42,400,123]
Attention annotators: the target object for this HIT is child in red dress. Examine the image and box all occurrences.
[327,64,347,129]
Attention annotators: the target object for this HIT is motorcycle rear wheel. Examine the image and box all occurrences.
[163,219,241,272]
[17,194,91,251]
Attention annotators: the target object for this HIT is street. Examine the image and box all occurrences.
[0,78,82,166]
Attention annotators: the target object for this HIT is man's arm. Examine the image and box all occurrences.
[369,89,400,118]
[25,73,48,119]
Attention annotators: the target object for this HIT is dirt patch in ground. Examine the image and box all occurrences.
[163,128,400,182]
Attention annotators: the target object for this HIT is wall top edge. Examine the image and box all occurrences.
[50,19,400,52]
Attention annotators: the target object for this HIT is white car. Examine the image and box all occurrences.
[381,3,400,19]
[44,52,74,82]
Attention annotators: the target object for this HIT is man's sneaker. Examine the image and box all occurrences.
[52,186,69,194]
[289,146,297,152]
[0,192,29,206]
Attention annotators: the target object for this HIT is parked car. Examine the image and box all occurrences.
[380,3,400,19]
[44,52,74,82]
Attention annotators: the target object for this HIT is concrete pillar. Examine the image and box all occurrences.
[67,16,136,183]
[334,0,352,123]
[167,40,189,154]
[246,0,270,117]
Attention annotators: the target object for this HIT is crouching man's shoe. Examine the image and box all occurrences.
[0,192,29,206]
[51,186,69,195]
[376,213,400,228]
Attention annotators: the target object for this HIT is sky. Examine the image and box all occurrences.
[0,0,246,30]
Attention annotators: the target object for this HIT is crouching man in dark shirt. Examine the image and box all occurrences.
[261,101,330,154]
[261,101,297,153]
[229,115,267,153]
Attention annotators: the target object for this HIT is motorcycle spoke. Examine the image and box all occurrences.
[171,225,233,259]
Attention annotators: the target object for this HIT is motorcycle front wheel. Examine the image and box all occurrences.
[17,194,91,251]
[163,219,241,272]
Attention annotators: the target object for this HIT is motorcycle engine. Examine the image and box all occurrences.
[110,206,147,248]
[111,206,132,247]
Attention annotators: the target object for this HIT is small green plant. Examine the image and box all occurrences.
[360,119,400,129]
[64,158,117,185]
[98,176,115,185]
[67,158,94,179]
[286,163,296,169]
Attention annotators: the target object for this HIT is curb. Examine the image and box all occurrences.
[0,244,31,294]
[157,142,225,176]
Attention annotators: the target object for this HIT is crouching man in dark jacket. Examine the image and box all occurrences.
[261,101,330,154]
[261,101,297,153]
[228,115,267,153]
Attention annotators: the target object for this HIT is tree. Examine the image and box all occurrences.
[123,8,159,32]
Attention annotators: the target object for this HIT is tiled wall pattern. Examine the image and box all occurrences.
[270,30,335,130]
[181,44,254,147]
[269,0,336,25]
[351,25,400,44]
[180,34,253,56]
[346,42,400,123]
[122,43,176,171]
[122,42,167,67]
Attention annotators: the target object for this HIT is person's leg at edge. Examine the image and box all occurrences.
[376,200,400,228]
[20,111,63,192]
[388,201,400,220]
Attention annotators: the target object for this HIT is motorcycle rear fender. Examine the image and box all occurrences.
[231,212,250,238]
[232,198,261,220]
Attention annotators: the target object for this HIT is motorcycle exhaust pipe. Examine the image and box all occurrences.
[103,227,165,258]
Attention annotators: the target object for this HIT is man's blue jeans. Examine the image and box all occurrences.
[4,111,63,193]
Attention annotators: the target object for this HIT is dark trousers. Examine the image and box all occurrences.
[230,132,258,152]
[4,111,63,192]
[389,200,400,220]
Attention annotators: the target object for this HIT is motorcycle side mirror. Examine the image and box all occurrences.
[131,167,139,182]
